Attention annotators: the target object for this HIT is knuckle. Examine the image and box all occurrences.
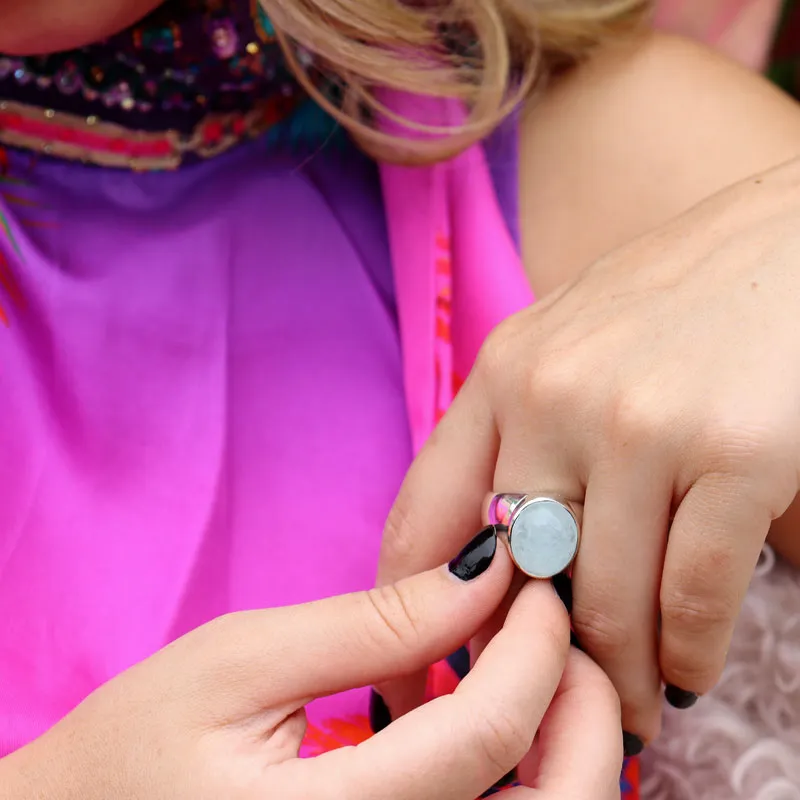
[476,314,587,423]
[701,420,771,470]
[572,604,633,662]
[605,386,660,445]
[380,493,424,576]
[475,317,519,385]
[525,350,582,411]
[660,588,735,639]
[698,414,794,479]
[361,583,424,654]
[471,703,532,773]
[697,420,797,516]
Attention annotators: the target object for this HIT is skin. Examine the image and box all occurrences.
[520,33,800,567]
[379,31,800,750]
[0,2,627,793]
[3,3,800,787]
[0,0,162,54]
[0,547,623,799]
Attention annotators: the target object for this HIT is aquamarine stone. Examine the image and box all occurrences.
[508,498,579,579]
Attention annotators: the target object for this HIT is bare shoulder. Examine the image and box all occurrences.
[520,32,800,296]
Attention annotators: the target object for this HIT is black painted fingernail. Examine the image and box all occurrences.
[665,684,699,710]
[448,526,498,581]
[622,731,645,757]
[369,690,392,733]
[446,646,471,680]
[552,572,573,613]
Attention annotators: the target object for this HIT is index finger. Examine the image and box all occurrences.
[374,377,499,719]
[377,375,498,586]
[289,580,570,800]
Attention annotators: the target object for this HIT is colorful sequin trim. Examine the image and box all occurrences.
[0,2,297,129]
[0,96,303,170]
[0,0,337,168]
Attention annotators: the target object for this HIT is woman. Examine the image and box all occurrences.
[2,0,800,797]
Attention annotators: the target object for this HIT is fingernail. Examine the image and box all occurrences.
[552,572,573,613]
[369,689,392,733]
[622,731,645,757]
[446,646,471,680]
[448,526,498,581]
[665,684,699,710]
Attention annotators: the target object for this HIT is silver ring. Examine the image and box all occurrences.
[485,493,582,579]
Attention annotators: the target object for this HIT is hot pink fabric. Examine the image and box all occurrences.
[379,94,533,451]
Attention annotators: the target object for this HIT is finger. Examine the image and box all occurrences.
[489,403,663,746]
[288,580,571,800]
[571,457,670,745]
[191,525,514,709]
[377,374,498,586]
[469,570,530,672]
[660,475,769,697]
[375,375,499,717]
[483,410,584,672]
[517,649,623,799]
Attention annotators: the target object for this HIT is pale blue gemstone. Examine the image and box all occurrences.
[508,499,579,579]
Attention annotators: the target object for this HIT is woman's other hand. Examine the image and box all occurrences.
[0,529,622,800]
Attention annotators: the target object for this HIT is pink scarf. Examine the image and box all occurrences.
[378,93,533,453]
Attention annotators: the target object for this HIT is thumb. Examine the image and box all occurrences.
[195,525,514,708]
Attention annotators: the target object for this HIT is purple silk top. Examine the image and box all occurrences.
[0,137,415,753]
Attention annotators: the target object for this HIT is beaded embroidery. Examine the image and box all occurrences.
[0,0,335,169]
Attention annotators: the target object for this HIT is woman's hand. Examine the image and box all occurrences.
[0,530,622,800]
[377,156,800,750]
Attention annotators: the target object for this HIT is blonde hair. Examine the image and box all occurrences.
[262,0,652,162]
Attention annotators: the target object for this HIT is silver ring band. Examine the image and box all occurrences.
[485,493,582,579]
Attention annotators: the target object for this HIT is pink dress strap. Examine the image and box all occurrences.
[378,93,533,452]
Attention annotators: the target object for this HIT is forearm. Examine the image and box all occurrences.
[0,735,92,800]
[0,748,47,800]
